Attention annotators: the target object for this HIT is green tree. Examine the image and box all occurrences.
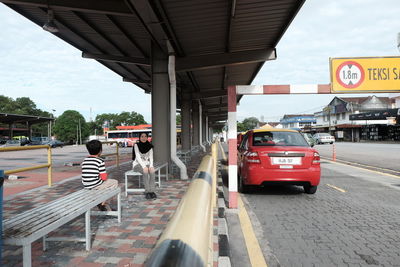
[94,111,147,130]
[53,110,89,143]
[237,121,246,132]
[241,117,259,131]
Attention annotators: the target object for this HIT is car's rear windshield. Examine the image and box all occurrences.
[253,131,309,147]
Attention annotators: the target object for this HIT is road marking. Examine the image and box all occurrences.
[323,159,400,179]
[238,195,268,267]
[326,184,346,193]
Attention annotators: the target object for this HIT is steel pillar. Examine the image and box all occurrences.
[151,42,170,164]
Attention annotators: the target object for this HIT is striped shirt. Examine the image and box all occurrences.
[81,156,106,189]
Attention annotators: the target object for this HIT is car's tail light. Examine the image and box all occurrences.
[312,152,320,165]
[246,151,261,164]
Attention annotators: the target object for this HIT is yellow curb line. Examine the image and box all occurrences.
[324,159,400,179]
[238,195,268,267]
[326,184,346,193]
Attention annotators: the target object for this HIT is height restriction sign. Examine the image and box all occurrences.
[330,56,400,92]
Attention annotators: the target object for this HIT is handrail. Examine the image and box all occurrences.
[101,141,120,166]
[0,145,53,186]
[145,143,218,267]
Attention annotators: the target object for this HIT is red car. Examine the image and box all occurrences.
[238,129,321,194]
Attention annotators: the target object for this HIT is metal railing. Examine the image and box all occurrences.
[145,143,218,267]
[0,145,53,187]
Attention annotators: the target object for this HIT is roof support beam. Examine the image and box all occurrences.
[82,53,150,67]
[122,78,151,85]
[0,0,133,16]
[176,48,276,72]
[192,90,226,100]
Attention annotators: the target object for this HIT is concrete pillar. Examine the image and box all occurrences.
[181,95,191,151]
[8,123,13,139]
[202,112,207,143]
[151,42,170,163]
[192,101,199,146]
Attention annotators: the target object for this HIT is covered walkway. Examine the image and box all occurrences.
[2,148,215,266]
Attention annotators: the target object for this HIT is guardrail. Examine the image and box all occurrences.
[101,141,120,166]
[145,143,218,267]
[0,145,53,187]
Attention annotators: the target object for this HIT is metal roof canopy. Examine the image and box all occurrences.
[1,0,306,122]
[0,113,53,124]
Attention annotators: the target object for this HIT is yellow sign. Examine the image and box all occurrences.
[330,56,400,92]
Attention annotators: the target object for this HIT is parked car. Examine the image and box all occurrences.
[237,129,321,194]
[0,140,22,147]
[313,133,335,144]
[45,140,64,148]
[302,133,316,146]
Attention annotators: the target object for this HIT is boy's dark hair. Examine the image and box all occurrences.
[86,140,102,155]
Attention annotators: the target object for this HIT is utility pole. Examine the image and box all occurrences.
[79,119,82,145]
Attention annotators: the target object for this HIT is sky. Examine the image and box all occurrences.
[0,0,400,123]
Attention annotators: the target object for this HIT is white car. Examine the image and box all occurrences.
[313,133,335,144]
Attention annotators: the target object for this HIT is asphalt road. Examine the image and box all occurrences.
[314,142,400,173]
[220,142,400,267]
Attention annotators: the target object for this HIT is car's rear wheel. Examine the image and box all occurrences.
[238,174,249,193]
[303,185,317,194]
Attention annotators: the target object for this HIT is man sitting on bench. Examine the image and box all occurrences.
[82,140,118,211]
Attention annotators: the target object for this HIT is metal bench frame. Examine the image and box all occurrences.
[124,162,168,196]
[3,187,121,267]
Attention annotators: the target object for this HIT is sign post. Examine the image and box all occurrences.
[331,56,400,92]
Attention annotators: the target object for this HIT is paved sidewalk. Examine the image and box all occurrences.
[2,148,218,267]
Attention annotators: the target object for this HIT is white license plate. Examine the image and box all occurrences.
[271,157,301,165]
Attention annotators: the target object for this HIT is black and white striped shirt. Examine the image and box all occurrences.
[81,156,106,189]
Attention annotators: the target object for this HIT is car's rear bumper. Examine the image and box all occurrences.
[244,166,321,186]
[319,139,335,143]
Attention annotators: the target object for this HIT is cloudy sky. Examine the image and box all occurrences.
[1,0,400,123]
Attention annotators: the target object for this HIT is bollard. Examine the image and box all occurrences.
[0,169,4,262]
[332,143,336,161]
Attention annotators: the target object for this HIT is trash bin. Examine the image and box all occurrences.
[0,170,4,262]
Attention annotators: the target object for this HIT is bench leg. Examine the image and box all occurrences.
[23,244,32,267]
[117,192,121,223]
[157,169,161,187]
[43,235,47,251]
[125,174,128,197]
[85,211,91,251]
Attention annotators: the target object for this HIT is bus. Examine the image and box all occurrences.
[106,129,152,147]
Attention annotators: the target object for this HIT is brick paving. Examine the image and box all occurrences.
[2,148,219,267]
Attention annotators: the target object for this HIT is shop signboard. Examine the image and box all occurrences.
[349,108,399,121]
[330,56,400,92]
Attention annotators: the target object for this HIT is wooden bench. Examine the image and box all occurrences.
[124,162,168,196]
[3,187,121,267]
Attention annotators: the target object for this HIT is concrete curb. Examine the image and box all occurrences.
[217,167,231,267]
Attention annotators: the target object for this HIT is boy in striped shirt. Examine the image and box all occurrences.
[82,140,118,211]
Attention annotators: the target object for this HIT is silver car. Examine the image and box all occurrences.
[313,133,335,144]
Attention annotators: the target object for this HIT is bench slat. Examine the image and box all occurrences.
[4,188,120,243]
[4,188,115,228]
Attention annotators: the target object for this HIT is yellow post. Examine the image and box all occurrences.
[47,146,52,187]
[116,143,120,166]
[211,143,217,208]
